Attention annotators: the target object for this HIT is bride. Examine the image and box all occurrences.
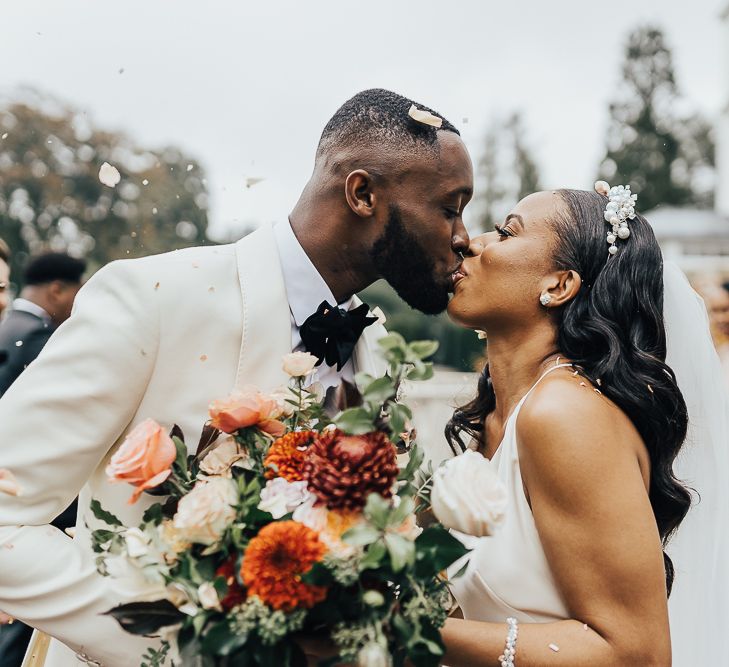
[440,183,728,665]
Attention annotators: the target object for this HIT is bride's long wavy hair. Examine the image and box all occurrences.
[445,189,692,595]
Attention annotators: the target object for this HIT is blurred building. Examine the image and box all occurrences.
[647,4,729,274]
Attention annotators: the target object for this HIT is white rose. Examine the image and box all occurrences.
[199,437,246,476]
[258,478,310,519]
[124,527,151,559]
[173,478,238,545]
[105,554,169,603]
[282,351,318,377]
[430,450,507,537]
[197,583,222,611]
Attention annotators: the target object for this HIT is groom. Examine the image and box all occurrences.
[0,88,473,667]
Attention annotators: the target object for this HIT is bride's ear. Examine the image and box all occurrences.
[541,269,582,308]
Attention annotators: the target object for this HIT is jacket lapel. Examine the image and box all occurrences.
[234,225,291,392]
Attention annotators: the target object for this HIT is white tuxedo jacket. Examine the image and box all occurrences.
[0,225,386,666]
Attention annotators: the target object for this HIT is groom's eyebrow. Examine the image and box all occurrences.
[505,213,525,230]
[445,186,473,198]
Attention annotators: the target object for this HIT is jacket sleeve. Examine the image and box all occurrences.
[0,260,162,665]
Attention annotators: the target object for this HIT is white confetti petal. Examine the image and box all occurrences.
[1,133,8,139]
[152,207,158,214]
[408,104,443,128]
[245,177,265,189]
[98,162,121,188]
[14,341,23,347]
[142,179,149,185]
[548,643,560,652]
[187,164,194,171]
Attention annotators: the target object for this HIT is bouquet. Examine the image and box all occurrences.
[91,333,507,666]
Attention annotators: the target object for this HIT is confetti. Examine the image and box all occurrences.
[154,282,160,290]
[583,623,589,631]
[596,378,602,386]
[187,164,194,172]
[594,388,602,395]
[548,643,560,652]
[245,177,265,189]
[131,231,137,238]
[579,382,586,387]
[99,162,121,188]
[152,207,158,214]
[475,329,487,340]
[200,354,208,362]
[647,384,654,394]
[1,133,7,139]
[0,469,21,496]
[14,341,22,347]
[142,178,149,185]
[408,104,443,128]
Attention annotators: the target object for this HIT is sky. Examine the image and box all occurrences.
[1,0,725,239]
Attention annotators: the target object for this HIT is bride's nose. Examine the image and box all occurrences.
[466,233,489,257]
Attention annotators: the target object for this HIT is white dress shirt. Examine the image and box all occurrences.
[273,220,355,391]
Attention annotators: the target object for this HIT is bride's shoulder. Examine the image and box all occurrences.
[516,371,642,474]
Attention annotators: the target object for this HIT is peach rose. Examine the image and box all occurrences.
[106,419,177,504]
[0,469,21,496]
[282,351,318,378]
[208,387,286,436]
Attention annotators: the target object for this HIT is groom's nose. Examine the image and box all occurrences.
[451,219,470,255]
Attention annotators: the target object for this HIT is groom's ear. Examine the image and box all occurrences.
[542,269,582,308]
[344,170,377,218]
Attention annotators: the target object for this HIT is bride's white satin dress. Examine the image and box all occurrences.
[449,364,573,623]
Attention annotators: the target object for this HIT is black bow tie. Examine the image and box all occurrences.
[299,300,378,371]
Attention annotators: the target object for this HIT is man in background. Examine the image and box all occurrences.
[0,251,85,667]
[0,252,86,394]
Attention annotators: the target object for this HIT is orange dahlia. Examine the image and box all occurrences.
[264,430,316,481]
[241,521,328,611]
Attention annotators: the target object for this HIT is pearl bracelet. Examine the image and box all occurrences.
[499,617,518,667]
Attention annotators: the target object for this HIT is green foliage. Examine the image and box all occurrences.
[359,281,484,372]
[597,26,715,211]
[0,92,212,285]
[89,498,122,527]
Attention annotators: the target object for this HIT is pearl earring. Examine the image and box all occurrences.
[539,293,552,306]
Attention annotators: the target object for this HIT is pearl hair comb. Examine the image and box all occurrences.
[594,180,638,256]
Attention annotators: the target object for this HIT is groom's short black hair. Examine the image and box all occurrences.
[317,88,459,159]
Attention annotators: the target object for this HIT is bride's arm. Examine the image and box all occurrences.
[441,377,671,666]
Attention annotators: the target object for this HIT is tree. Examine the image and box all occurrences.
[0,90,211,284]
[597,26,715,211]
[475,112,541,231]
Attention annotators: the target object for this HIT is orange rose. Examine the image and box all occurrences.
[105,419,177,504]
[208,387,286,437]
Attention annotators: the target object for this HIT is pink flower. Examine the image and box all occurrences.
[208,387,286,437]
[106,419,177,504]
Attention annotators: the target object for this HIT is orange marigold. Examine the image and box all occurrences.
[241,521,328,611]
[264,430,316,481]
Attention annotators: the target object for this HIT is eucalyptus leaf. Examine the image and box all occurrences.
[362,375,397,404]
[333,407,375,435]
[360,540,387,570]
[364,493,392,530]
[89,499,123,528]
[409,340,439,360]
[384,533,415,572]
[342,524,382,547]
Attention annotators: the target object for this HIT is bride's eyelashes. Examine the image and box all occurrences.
[494,224,515,238]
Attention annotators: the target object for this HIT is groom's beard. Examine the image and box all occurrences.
[370,205,451,315]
